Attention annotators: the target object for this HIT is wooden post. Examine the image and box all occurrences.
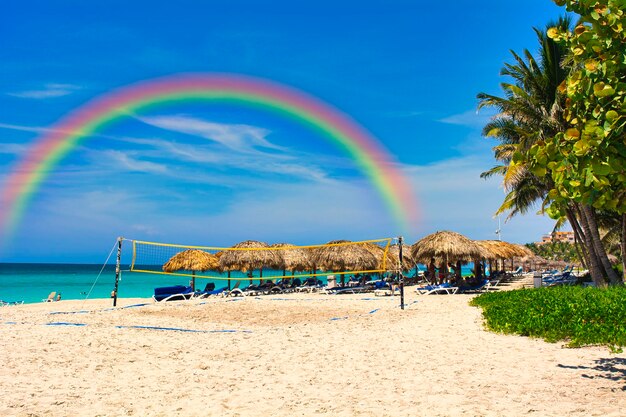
[113,237,123,307]
[399,236,405,310]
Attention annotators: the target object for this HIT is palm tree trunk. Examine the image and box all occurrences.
[622,213,626,283]
[582,205,620,284]
[576,204,605,286]
[567,206,589,270]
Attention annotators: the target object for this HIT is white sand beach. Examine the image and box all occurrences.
[1,287,625,416]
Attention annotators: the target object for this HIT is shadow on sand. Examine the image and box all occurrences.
[558,357,626,391]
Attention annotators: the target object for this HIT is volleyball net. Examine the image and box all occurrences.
[125,237,400,281]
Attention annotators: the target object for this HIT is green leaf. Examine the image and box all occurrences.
[606,110,619,122]
[573,139,589,156]
[530,165,547,177]
[565,128,580,139]
[594,82,616,97]
[591,161,611,176]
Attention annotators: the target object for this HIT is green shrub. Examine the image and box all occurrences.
[470,286,626,349]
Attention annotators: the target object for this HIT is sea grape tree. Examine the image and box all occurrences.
[529,0,626,282]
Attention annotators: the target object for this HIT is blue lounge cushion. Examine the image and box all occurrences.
[154,285,194,301]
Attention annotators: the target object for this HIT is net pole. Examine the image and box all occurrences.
[399,236,405,310]
[113,237,123,307]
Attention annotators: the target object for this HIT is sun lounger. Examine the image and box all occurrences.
[374,286,401,296]
[296,278,323,293]
[415,282,458,295]
[324,286,367,295]
[0,300,24,306]
[153,285,195,302]
[223,281,244,297]
[227,281,273,297]
[43,292,57,302]
[544,272,577,286]
[196,286,229,298]
[457,279,491,293]
[486,279,500,290]
[543,271,575,286]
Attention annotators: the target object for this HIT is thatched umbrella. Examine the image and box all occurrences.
[363,243,414,272]
[476,240,533,271]
[475,240,510,273]
[521,255,546,271]
[475,240,509,260]
[411,231,483,263]
[310,240,379,285]
[218,240,280,284]
[388,243,415,271]
[162,249,219,291]
[213,251,233,289]
[270,243,312,279]
[499,241,533,270]
[412,231,484,280]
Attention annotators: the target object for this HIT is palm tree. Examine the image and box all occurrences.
[477,16,571,215]
[477,16,620,285]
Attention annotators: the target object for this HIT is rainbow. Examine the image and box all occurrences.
[0,73,418,242]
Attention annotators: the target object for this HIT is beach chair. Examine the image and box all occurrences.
[296,278,322,293]
[223,281,245,297]
[153,285,195,302]
[323,285,367,295]
[415,282,458,295]
[544,271,576,287]
[0,300,24,306]
[196,283,229,298]
[374,282,402,296]
[43,292,57,302]
[487,278,500,290]
[457,279,491,294]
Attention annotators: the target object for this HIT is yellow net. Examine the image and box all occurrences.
[126,237,396,281]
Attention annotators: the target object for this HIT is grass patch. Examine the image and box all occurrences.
[470,286,626,350]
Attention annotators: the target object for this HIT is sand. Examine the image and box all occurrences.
[1,283,625,416]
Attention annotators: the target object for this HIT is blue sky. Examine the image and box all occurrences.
[1,0,568,262]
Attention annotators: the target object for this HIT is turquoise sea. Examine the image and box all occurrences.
[0,263,476,304]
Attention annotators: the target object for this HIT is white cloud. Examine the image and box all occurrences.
[128,179,392,245]
[438,108,495,129]
[0,122,55,134]
[12,178,389,260]
[117,135,330,183]
[101,150,168,174]
[0,142,28,155]
[6,150,557,261]
[137,114,285,153]
[403,155,556,244]
[7,83,81,99]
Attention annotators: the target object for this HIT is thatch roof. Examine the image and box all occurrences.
[310,240,379,272]
[270,243,313,272]
[475,240,513,259]
[162,249,219,273]
[360,242,395,271]
[475,240,533,260]
[500,241,533,258]
[411,231,483,264]
[218,240,281,273]
[363,243,414,271]
[387,243,415,271]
